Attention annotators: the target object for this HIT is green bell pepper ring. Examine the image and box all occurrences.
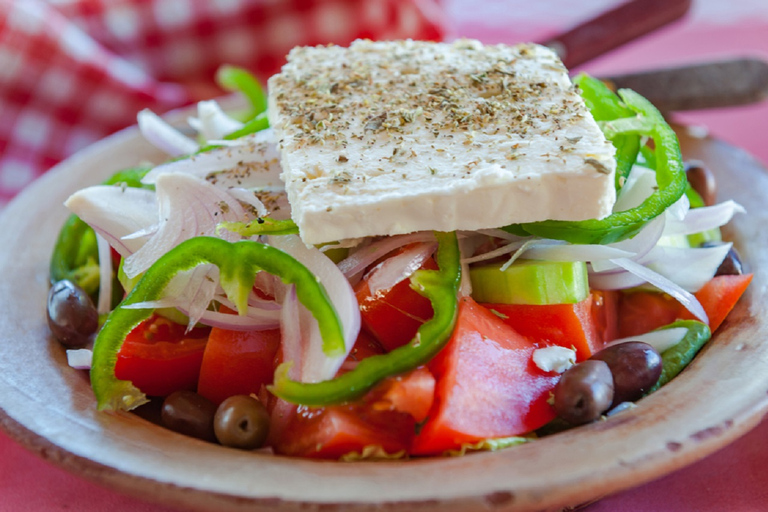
[269,231,461,406]
[517,88,687,245]
[648,320,711,393]
[218,217,299,237]
[215,65,267,121]
[224,111,270,140]
[91,236,345,412]
[574,73,640,190]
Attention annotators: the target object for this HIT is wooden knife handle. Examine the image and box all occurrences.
[542,0,692,68]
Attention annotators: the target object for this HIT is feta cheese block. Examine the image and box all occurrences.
[268,39,617,245]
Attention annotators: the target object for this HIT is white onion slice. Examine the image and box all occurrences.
[367,242,436,295]
[522,242,634,262]
[141,129,278,187]
[226,188,269,217]
[137,109,199,157]
[663,200,746,237]
[65,186,157,257]
[644,243,733,292]
[613,166,658,212]
[606,327,688,354]
[188,100,244,141]
[609,258,707,323]
[462,239,528,265]
[590,215,666,273]
[95,233,113,315]
[122,173,251,279]
[338,232,437,280]
[269,234,360,382]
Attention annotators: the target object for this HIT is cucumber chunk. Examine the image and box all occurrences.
[469,260,589,305]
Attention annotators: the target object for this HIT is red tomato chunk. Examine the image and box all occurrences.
[115,314,210,397]
[412,297,559,455]
[197,327,281,406]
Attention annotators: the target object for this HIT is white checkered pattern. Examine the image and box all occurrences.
[0,0,444,208]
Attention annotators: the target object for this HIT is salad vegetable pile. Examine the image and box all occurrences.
[47,53,752,459]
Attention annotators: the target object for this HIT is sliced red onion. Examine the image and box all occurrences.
[64,186,157,258]
[137,109,199,157]
[269,234,360,381]
[122,173,251,279]
[141,129,279,188]
[95,233,113,315]
[280,286,304,379]
[367,242,436,295]
[337,232,437,280]
[187,100,244,142]
[662,200,746,237]
[605,327,688,354]
[66,349,93,370]
[608,258,707,323]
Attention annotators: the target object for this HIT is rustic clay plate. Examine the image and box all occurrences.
[0,123,766,512]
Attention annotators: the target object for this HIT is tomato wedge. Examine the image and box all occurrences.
[354,256,437,352]
[617,290,681,339]
[114,314,210,397]
[483,296,601,361]
[270,333,427,458]
[616,274,753,337]
[679,273,753,332]
[411,297,558,455]
[197,326,281,406]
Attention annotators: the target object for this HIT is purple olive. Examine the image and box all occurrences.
[590,341,662,406]
[554,360,614,425]
[47,280,98,348]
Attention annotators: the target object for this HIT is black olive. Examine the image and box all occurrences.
[700,241,744,276]
[590,341,662,406]
[214,395,270,450]
[685,161,717,207]
[161,390,217,442]
[553,360,614,425]
[47,280,99,348]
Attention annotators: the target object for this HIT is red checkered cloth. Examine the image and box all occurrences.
[0,0,444,208]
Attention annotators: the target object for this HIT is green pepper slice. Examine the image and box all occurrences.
[215,65,268,121]
[517,88,687,245]
[574,73,640,189]
[91,236,344,412]
[648,320,711,393]
[269,231,461,406]
[218,217,299,237]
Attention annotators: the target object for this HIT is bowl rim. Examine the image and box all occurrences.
[1,121,767,512]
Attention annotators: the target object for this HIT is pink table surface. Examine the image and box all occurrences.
[2,1,768,511]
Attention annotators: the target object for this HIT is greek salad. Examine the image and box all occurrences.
[46,41,751,459]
